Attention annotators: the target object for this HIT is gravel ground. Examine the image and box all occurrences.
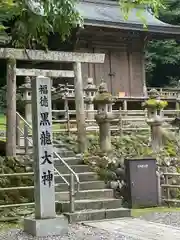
[139,211,180,227]
[1,212,180,240]
[0,223,139,240]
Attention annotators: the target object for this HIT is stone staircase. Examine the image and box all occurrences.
[17,140,131,223]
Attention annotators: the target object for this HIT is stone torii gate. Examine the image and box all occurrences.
[0,48,105,156]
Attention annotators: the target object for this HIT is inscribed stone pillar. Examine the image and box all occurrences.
[24,76,68,237]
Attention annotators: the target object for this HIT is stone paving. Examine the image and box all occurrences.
[85,217,180,240]
[2,217,180,239]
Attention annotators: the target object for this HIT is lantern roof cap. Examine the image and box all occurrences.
[19,76,31,91]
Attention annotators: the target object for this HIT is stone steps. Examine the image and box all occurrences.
[53,143,69,148]
[16,139,131,224]
[55,164,91,174]
[55,172,99,183]
[55,181,106,192]
[64,208,131,223]
[17,149,75,158]
[54,156,83,165]
[54,150,75,158]
[56,189,114,201]
[56,198,123,212]
[52,144,131,223]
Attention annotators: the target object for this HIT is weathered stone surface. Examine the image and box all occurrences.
[16,68,75,78]
[24,215,68,237]
[31,76,55,219]
[109,181,119,190]
[0,48,105,63]
[64,208,130,223]
[94,82,115,153]
[115,168,125,180]
[6,58,16,156]
[85,218,180,240]
[73,62,87,152]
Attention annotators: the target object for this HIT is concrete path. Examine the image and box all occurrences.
[85,218,180,240]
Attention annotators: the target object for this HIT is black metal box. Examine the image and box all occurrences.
[125,158,158,208]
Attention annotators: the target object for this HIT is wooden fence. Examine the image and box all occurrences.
[162,172,180,205]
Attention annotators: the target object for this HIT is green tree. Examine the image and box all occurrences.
[146,40,180,87]
[145,0,180,87]
[158,0,180,24]
[0,0,82,49]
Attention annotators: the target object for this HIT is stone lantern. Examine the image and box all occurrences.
[93,81,116,152]
[146,89,163,119]
[145,88,167,152]
[84,78,97,120]
[19,76,32,123]
[58,83,69,119]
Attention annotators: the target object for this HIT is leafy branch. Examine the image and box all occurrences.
[119,0,165,20]
[0,0,83,49]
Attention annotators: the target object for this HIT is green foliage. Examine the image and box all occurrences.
[0,0,82,48]
[63,132,180,166]
[146,0,180,87]
[146,40,180,86]
[119,0,165,20]
[0,156,33,217]
[147,40,180,66]
[56,131,180,201]
[158,0,180,24]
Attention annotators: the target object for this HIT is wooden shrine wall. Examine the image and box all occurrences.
[75,26,145,97]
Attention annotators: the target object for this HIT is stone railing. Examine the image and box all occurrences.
[52,86,180,100]
[147,87,180,99]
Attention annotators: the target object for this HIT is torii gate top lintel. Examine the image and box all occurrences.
[0,48,105,63]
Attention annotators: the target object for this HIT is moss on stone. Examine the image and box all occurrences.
[93,92,114,103]
[142,99,168,110]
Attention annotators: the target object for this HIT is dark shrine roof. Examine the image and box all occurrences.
[77,0,180,35]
